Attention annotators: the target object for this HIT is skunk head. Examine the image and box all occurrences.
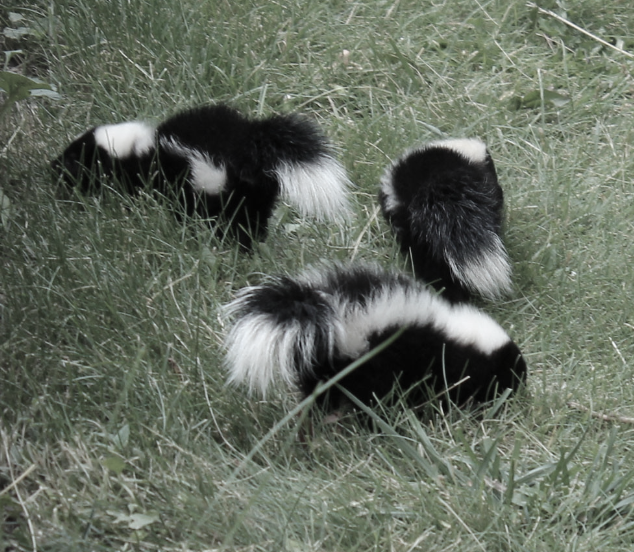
[416,295,526,402]
[51,127,105,192]
[489,339,527,398]
[52,122,156,193]
[445,338,527,405]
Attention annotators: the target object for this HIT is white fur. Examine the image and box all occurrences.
[94,122,155,159]
[189,156,227,195]
[379,165,400,214]
[335,284,511,359]
[435,301,511,355]
[429,138,488,163]
[446,235,512,299]
[274,155,352,220]
[160,137,227,195]
[225,314,301,396]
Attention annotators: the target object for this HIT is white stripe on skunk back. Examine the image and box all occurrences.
[429,138,488,163]
[334,282,512,359]
[94,122,156,159]
[224,264,526,409]
[159,136,228,195]
[379,138,512,303]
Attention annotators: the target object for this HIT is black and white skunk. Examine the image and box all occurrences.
[224,264,526,412]
[379,138,512,303]
[51,104,351,248]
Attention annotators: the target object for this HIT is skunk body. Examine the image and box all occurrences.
[225,264,526,411]
[379,139,511,303]
[52,104,350,248]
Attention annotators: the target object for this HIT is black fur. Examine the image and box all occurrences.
[51,127,155,195]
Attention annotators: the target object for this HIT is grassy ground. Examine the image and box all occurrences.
[2,0,634,550]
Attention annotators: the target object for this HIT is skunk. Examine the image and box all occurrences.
[51,104,351,248]
[224,264,526,412]
[379,138,512,303]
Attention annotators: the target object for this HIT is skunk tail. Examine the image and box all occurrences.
[445,232,512,301]
[257,114,352,221]
[224,275,339,397]
[380,138,511,300]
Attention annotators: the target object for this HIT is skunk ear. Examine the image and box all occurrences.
[380,138,511,302]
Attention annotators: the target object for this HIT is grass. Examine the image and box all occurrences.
[2,0,634,550]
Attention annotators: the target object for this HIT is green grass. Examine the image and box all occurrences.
[2,0,634,550]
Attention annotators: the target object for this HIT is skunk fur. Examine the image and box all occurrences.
[224,264,526,411]
[51,104,351,248]
[379,138,512,303]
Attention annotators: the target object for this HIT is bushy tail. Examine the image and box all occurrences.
[257,114,352,221]
[408,183,512,300]
[224,275,338,396]
[444,232,512,300]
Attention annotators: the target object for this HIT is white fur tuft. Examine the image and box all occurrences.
[94,122,156,159]
[445,235,512,299]
[160,137,227,195]
[224,314,302,396]
[274,155,352,220]
[429,138,488,164]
